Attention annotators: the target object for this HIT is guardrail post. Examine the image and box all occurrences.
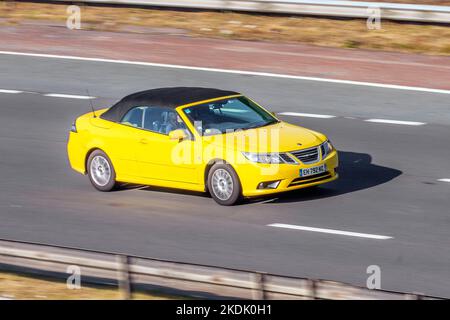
[116,255,132,300]
[251,272,266,300]
[308,279,317,300]
[405,292,423,300]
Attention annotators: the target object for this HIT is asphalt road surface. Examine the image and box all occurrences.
[0,53,449,297]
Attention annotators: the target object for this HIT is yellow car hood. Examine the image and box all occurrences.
[203,121,326,153]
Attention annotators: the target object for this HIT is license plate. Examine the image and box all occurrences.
[300,164,327,177]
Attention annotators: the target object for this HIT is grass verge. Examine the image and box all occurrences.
[1,2,450,55]
[0,271,181,300]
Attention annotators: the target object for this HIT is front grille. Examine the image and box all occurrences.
[289,172,332,187]
[279,153,297,164]
[290,146,320,164]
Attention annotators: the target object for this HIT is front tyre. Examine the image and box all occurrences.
[207,163,242,206]
[87,150,117,192]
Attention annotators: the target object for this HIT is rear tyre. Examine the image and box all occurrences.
[207,163,242,206]
[87,150,117,192]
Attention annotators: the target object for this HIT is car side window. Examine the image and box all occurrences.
[121,106,190,137]
[121,107,145,128]
[144,107,191,135]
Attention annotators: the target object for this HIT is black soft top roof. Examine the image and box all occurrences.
[100,87,240,122]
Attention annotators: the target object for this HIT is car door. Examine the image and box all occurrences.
[110,106,146,177]
[132,106,199,184]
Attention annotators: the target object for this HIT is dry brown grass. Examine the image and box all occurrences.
[0,271,178,300]
[1,2,450,55]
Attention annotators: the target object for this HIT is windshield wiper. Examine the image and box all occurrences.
[244,119,279,130]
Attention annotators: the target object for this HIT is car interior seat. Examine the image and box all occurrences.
[143,107,161,132]
[124,108,143,127]
[159,111,169,134]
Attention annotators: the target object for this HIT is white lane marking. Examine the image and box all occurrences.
[365,119,426,126]
[0,51,449,95]
[43,93,95,99]
[268,223,393,240]
[438,179,450,183]
[0,89,22,94]
[278,112,336,119]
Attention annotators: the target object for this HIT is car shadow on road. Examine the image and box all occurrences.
[252,150,402,204]
[117,183,209,197]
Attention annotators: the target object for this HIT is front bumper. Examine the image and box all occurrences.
[235,150,339,197]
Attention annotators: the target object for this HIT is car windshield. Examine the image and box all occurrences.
[182,96,279,136]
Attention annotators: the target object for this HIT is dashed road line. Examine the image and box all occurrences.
[268,223,393,240]
[1,88,95,100]
[438,179,450,183]
[365,119,426,126]
[0,89,22,94]
[279,113,427,126]
[277,112,336,119]
[43,93,95,99]
[0,88,431,126]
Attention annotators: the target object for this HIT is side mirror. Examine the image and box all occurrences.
[169,129,188,142]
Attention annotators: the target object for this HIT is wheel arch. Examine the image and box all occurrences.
[84,147,106,174]
[204,158,226,192]
[204,159,242,193]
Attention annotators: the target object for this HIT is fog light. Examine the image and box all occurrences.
[257,180,281,189]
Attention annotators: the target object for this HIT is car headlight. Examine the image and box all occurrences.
[242,152,293,164]
[321,139,334,158]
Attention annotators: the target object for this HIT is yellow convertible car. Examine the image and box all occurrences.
[67,87,338,205]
